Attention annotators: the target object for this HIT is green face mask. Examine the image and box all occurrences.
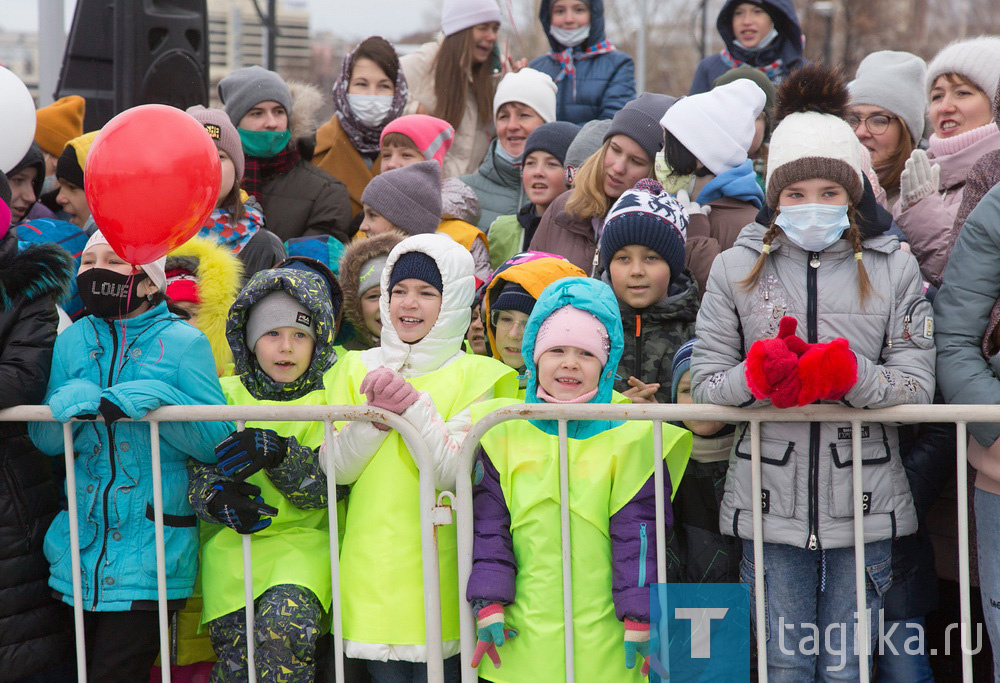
[238,128,292,158]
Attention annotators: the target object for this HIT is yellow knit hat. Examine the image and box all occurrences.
[35,95,86,157]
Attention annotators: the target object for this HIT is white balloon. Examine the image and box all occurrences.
[0,66,36,174]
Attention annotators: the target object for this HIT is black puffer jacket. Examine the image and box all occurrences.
[0,229,75,679]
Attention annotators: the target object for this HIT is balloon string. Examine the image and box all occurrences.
[501,0,525,62]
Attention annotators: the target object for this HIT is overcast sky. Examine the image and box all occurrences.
[3,0,443,41]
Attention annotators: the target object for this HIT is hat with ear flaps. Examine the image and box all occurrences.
[765,64,865,209]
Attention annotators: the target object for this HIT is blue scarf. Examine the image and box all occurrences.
[696,160,764,208]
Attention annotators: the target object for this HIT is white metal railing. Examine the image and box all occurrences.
[454,402,990,683]
[3,402,992,683]
[0,404,448,683]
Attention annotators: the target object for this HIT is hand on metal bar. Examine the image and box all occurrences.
[470,603,517,668]
[205,481,278,534]
[215,427,288,479]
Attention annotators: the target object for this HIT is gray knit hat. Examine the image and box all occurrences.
[246,290,316,351]
[564,119,610,186]
[218,65,293,127]
[358,254,389,296]
[849,51,927,145]
[604,93,678,163]
[925,37,1000,103]
[361,160,442,235]
[187,105,246,183]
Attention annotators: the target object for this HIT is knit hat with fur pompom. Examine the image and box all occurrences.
[765,64,865,208]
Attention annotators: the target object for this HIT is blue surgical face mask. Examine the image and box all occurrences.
[775,203,851,252]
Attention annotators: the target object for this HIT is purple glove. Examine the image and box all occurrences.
[359,367,420,430]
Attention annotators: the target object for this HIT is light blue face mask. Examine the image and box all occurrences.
[775,203,851,252]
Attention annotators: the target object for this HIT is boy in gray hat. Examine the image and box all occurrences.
[217,65,353,244]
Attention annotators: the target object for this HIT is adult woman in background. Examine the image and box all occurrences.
[401,0,503,178]
[314,36,411,219]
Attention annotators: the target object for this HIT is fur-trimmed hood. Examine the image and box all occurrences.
[0,230,74,312]
[287,80,325,154]
[166,236,244,375]
[339,232,404,349]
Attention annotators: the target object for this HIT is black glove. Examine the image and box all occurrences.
[205,482,278,534]
[215,428,288,480]
[98,397,128,424]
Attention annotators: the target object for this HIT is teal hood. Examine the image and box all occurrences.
[522,277,624,439]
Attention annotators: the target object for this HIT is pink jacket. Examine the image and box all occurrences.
[892,128,1000,287]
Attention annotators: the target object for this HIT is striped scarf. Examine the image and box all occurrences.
[549,39,618,98]
[719,48,785,83]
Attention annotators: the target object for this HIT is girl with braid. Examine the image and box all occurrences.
[690,65,935,679]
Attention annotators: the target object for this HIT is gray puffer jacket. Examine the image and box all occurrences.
[691,223,935,550]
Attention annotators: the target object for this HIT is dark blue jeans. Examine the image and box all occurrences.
[741,539,892,681]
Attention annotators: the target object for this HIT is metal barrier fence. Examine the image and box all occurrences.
[1,402,991,683]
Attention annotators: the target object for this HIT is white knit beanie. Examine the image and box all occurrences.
[83,230,167,294]
[493,68,558,123]
[925,36,1000,103]
[441,0,502,37]
[765,111,865,208]
[849,51,927,145]
[660,79,766,175]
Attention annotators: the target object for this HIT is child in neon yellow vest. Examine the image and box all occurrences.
[467,277,692,683]
[317,233,518,681]
[188,261,343,682]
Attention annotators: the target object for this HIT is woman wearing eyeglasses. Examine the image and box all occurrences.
[848,51,928,210]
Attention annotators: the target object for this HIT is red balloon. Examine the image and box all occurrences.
[85,104,221,264]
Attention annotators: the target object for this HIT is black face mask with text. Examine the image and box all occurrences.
[77,268,149,319]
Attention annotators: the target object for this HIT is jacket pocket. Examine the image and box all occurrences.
[733,426,798,518]
[827,424,898,518]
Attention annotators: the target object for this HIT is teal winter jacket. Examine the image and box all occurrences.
[29,301,232,610]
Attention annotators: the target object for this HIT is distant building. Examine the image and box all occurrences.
[0,28,39,100]
[207,0,311,103]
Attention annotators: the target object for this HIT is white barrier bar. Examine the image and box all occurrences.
[11,402,997,683]
[957,422,974,680]
[750,420,767,680]
[324,419,345,683]
[62,421,87,683]
[852,420,869,683]
[232,417,258,683]
[653,421,667,584]
[557,419,576,683]
[148,421,172,683]
[8,405,447,683]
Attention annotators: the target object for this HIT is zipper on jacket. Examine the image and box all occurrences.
[634,314,643,382]
[3,463,33,550]
[92,320,121,608]
[807,253,820,551]
[638,523,648,588]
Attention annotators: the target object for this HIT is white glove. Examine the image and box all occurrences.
[676,189,712,217]
[899,149,940,211]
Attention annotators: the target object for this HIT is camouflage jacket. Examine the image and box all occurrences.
[613,270,700,404]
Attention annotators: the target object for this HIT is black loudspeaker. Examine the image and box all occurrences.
[56,0,208,131]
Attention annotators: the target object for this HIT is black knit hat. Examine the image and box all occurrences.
[56,144,85,189]
[388,251,443,294]
[0,173,10,207]
[493,282,535,316]
[599,178,689,282]
[523,121,580,166]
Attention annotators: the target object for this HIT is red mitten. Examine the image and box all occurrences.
[779,317,810,357]
[796,338,858,405]
[746,317,802,408]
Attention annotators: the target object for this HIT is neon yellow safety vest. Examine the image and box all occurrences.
[470,398,691,683]
[332,351,518,648]
[200,377,336,623]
